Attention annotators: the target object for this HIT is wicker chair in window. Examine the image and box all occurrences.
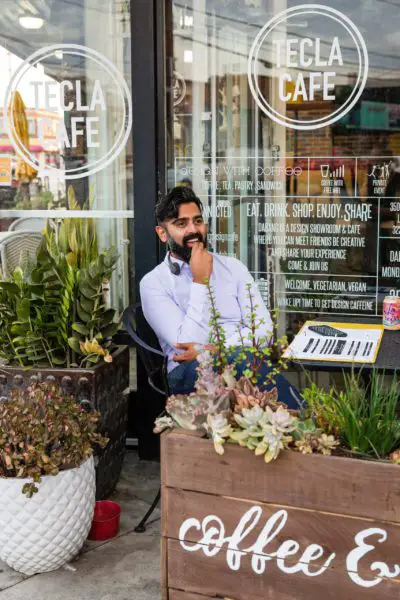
[0,231,43,279]
[8,217,46,232]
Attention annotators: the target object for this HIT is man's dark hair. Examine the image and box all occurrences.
[155,186,203,224]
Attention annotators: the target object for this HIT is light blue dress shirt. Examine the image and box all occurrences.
[140,253,273,372]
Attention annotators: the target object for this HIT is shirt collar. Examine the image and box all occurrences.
[164,252,191,273]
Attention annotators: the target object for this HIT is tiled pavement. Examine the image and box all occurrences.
[0,450,162,600]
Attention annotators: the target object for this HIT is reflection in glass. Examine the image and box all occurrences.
[167,0,400,337]
[0,0,133,310]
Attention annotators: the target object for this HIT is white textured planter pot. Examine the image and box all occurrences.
[0,456,95,575]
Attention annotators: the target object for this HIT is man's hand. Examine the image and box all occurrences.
[173,342,217,363]
[190,241,213,284]
[173,342,199,363]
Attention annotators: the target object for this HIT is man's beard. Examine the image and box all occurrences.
[167,232,208,263]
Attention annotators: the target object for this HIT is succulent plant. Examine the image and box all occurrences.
[67,248,120,366]
[165,350,232,431]
[254,429,290,463]
[203,413,233,455]
[390,449,400,464]
[0,201,119,369]
[230,404,297,463]
[0,382,108,496]
[317,433,339,456]
[262,405,298,434]
[154,286,342,466]
[153,415,174,434]
[293,419,338,456]
[166,388,231,431]
[231,377,279,413]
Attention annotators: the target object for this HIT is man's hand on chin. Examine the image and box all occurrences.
[190,241,213,284]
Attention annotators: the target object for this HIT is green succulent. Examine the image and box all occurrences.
[0,184,120,368]
[68,248,120,366]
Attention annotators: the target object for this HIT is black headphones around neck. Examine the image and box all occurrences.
[168,252,181,276]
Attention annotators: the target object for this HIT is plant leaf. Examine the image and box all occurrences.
[68,337,81,353]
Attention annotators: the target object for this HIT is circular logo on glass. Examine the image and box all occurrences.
[248,4,369,130]
[4,44,132,179]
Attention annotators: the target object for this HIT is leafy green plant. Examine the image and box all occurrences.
[56,185,98,270]
[47,192,68,210]
[206,278,228,372]
[207,281,289,387]
[0,184,120,368]
[15,191,50,210]
[0,382,108,496]
[0,254,70,367]
[336,371,400,459]
[302,382,341,434]
[32,191,53,210]
[235,285,275,382]
[233,289,288,387]
[304,371,400,460]
[155,283,338,463]
[68,248,120,366]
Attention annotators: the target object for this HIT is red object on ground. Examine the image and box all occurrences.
[88,500,121,541]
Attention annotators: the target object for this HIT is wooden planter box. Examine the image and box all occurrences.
[0,346,130,499]
[161,430,400,600]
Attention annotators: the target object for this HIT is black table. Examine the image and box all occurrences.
[291,316,400,374]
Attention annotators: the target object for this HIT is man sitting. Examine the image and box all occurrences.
[140,186,300,409]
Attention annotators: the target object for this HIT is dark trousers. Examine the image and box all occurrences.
[168,349,302,410]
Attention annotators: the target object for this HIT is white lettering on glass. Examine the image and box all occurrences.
[248,5,369,130]
[5,44,133,179]
[90,79,106,111]
[28,78,107,149]
[44,81,58,110]
[86,116,100,148]
[60,80,73,110]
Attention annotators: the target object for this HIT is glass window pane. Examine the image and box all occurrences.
[0,0,133,310]
[167,0,400,337]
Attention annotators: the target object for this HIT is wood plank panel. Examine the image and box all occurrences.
[163,487,400,580]
[161,431,400,522]
[161,471,170,600]
[167,538,400,600]
[161,535,168,600]
[169,589,218,600]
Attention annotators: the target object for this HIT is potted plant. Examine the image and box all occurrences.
[156,284,400,600]
[0,381,108,575]
[0,186,129,499]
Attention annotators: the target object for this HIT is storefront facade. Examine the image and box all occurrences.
[0,0,399,446]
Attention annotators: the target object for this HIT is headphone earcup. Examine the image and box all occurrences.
[168,254,181,275]
[170,261,181,275]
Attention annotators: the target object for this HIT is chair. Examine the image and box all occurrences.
[8,217,46,232]
[0,231,43,279]
[122,302,169,532]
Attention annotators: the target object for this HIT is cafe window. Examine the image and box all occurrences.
[166,0,400,339]
[0,0,133,312]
